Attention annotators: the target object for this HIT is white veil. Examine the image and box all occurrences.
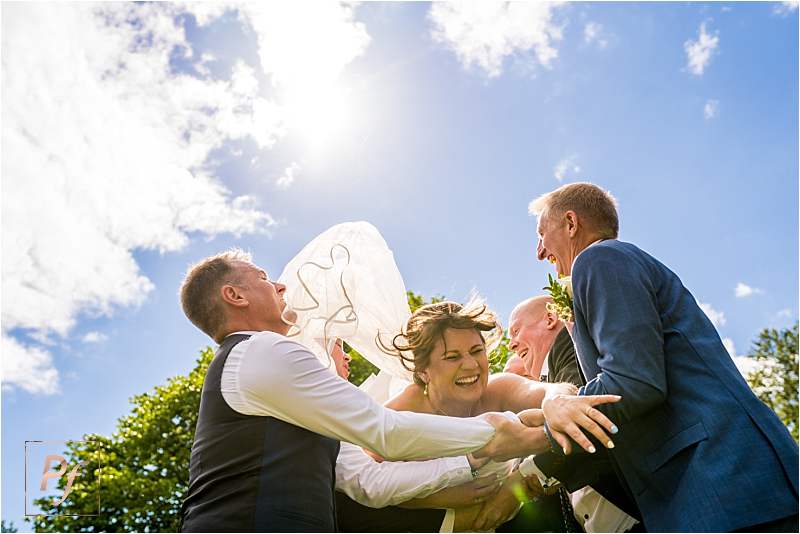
[277,222,414,401]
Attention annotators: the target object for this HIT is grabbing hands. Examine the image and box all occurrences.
[472,414,548,461]
[472,471,532,531]
[402,473,501,509]
[540,394,621,454]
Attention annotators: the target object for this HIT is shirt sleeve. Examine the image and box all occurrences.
[335,442,472,508]
[233,332,497,460]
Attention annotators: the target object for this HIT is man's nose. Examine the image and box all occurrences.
[276,282,286,293]
[509,339,518,351]
[536,239,547,261]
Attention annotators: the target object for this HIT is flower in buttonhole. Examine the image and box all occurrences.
[558,276,572,299]
[543,273,574,323]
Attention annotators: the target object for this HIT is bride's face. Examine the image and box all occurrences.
[422,328,489,411]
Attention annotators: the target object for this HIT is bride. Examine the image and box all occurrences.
[381,299,569,531]
[277,221,575,531]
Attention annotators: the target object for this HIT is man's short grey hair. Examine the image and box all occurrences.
[180,248,253,342]
[529,182,619,239]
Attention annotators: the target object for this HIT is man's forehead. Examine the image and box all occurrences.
[536,210,549,230]
[232,260,266,276]
[513,298,547,322]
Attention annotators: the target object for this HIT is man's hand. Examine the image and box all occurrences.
[541,394,621,454]
[467,453,490,472]
[472,414,549,461]
[472,472,529,531]
[400,474,501,509]
[520,472,547,500]
[518,408,544,427]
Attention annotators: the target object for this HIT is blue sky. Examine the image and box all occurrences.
[2,1,798,527]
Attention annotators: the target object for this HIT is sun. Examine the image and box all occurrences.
[283,83,353,150]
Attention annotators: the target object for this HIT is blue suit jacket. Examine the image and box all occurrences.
[572,240,798,532]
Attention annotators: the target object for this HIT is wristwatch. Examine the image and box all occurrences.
[519,455,560,490]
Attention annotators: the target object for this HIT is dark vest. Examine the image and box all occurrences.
[181,334,341,532]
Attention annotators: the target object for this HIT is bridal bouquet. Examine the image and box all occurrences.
[543,273,573,323]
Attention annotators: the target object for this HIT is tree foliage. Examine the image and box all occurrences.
[488,331,512,375]
[745,322,798,441]
[31,348,213,532]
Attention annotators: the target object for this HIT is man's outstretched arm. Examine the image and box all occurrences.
[572,245,667,423]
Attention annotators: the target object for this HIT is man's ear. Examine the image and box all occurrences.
[220,283,249,308]
[544,310,560,330]
[565,210,580,237]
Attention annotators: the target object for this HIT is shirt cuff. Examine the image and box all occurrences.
[445,456,474,485]
[519,455,560,489]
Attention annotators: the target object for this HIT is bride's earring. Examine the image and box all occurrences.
[423,381,428,396]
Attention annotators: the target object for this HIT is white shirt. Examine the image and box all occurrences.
[219,331,497,502]
[336,442,473,508]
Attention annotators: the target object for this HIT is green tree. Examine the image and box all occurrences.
[31,348,213,532]
[488,331,512,374]
[1,520,18,533]
[745,322,799,441]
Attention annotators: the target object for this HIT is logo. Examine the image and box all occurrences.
[25,440,101,517]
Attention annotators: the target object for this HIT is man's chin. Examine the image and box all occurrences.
[280,306,298,325]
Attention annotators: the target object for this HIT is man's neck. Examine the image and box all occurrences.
[221,321,289,339]
[569,233,609,273]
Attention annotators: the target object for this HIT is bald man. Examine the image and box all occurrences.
[509,295,641,532]
[508,295,582,385]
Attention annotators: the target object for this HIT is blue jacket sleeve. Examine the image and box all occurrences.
[573,245,667,423]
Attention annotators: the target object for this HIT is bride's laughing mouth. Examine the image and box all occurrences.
[454,374,480,387]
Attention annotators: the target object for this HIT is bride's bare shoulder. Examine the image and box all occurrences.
[384,383,426,411]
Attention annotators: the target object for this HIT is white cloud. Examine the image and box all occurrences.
[4,3,351,394]
[704,99,719,119]
[774,1,799,16]
[276,163,300,189]
[684,22,719,76]
[699,301,726,328]
[236,3,369,148]
[583,22,607,48]
[2,335,60,395]
[81,332,108,344]
[722,337,736,357]
[3,3,372,394]
[241,3,369,91]
[776,308,793,319]
[735,282,763,298]
[723,337,759,376]
[554,155,581,182]
[428,1,565,78]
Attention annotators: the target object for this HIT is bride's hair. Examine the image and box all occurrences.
[386,299,501,387]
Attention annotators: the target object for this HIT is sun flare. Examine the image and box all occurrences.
[283,84,352,149]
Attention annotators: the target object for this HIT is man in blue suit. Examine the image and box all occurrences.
[529,182,798,532]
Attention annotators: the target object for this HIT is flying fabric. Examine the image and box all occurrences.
[277,221,415,400]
